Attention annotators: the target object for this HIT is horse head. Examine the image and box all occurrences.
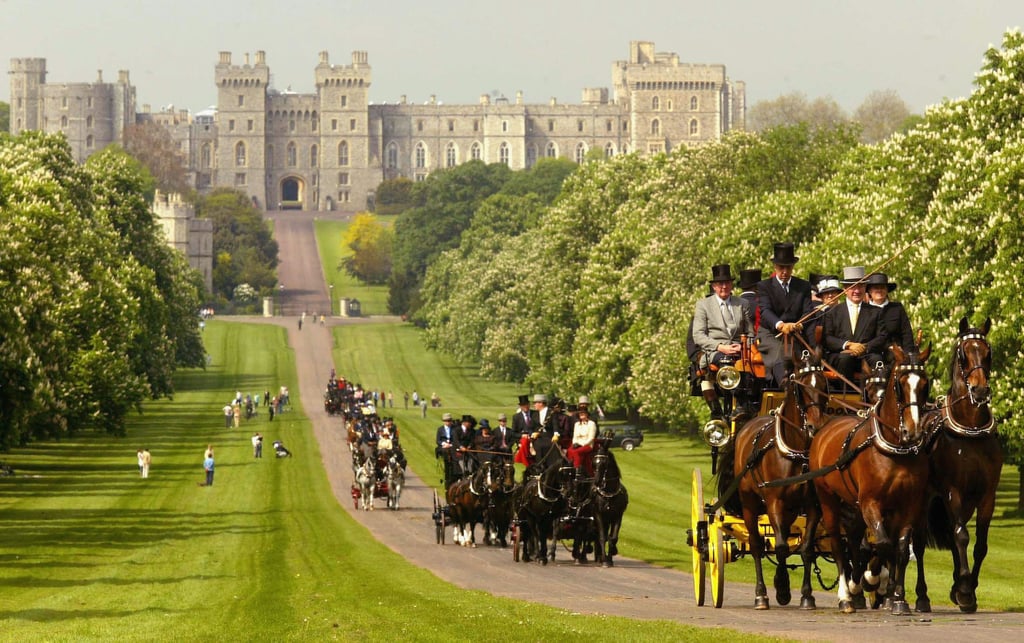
[499,460,516,492]
[885,344,931,446]
[786,347,830,437]
[862,359,888,406]
[955,317,992,407]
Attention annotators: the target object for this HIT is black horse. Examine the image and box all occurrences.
[589,449,628,567]
[513,444,567,564]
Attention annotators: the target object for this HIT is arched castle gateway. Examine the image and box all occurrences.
[10,42,745,212]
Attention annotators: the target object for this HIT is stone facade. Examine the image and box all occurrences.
[10,41,745,211]
[153,190,213,294]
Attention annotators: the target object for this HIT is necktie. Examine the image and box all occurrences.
[782,281,789,294]
[500,429,507,449]
[721,301,734,323]
[850,304,860,331]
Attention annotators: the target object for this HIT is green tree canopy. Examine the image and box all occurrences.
[196,188,279,302]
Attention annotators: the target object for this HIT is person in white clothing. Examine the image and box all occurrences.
[567,399,598,475]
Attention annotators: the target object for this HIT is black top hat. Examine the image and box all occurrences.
[770,242,799,266]
[708,264,735,283]
[738,269,762,291]
[460,414,477,427]
[865,272,897,292]
[517,394,530,406]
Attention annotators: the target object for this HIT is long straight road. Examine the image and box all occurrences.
[248,209,1024,642]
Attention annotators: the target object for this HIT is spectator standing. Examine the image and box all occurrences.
[204,452,215,486]
[223,404,233,428]
[420,399,428,418]
[137,449,145,477]
[141,449,152,479]
[388,391,394,408]
[252,432,263,458]
[403,392,410,410]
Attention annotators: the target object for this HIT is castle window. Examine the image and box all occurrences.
[310,144,319,167]
[87,97,92,108]
[622,143,631,154]
[527,119,534,133]
[605,142,616,158]
[623,120,629,132]
[341,95,348,107]
[235,172,247,186]
[287,142,297,166]
[652,96,660,110]
[86,115,93,128]
[86,135,94,149]
[339,190,350,202]
[415,142,426,168]
[667,99,673,111]
[229,119,235,132]
[690,119,699,135]
[606,119,613,132]
[61,115,68,128]
[651,118,660,136]
[577,120,584,133]
[448,120,455,132]
[331,119,338,131]
[266,145,273,167]
[502,121,509,133]
[473,120,479,132]
[417,120,424,132]
[545,142,557,158]
[575,142,588,164]
[289,120,296,132]
[235,141,247,166]
[338,172,349,185]
[248,119,254,131]
[470,142,481,160]
[350,118,356,131]
[62,97,67,109]
[202,143,212,169]
[445,142,457,168]
[238,95,245,107]
[499,142,510,166]
[526,144,537,169]
[548,120,555,132]
[415,174,426,182]
[312,118,318,132]
[690,96,698,110]
[338,141,349,166]
[386,142,398,169]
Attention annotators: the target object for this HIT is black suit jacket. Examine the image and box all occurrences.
[512,409,532,437]
[874,301,915,353]
[823,303,886,355]
[757,277,813,332]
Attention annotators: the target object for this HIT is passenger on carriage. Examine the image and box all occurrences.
[865,272,916,357]
[472,419,496,465]
[493,413,515,460]
[803,275,843,345]
[822,266,887,383]
[567,399,598,476]
[435,412,457,485]
[512,395,532,440]
[692,264,754,420]
[454,414,477,476]
[358,419,380,463]
[757,242,815,386]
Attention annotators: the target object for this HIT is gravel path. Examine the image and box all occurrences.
[239,210,1024,642]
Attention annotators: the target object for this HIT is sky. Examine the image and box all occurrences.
[2,0,1021,116]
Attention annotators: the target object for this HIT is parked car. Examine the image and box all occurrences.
[602,425,644,451]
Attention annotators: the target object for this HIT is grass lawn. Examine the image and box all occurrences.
[315,217,394,317]
[0,321,771,641]
[330,320,1024,612]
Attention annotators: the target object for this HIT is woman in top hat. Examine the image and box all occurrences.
[866,272,916,355]
[805,275,843,347]
[757,243,814,386]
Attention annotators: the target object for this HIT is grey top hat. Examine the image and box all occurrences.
[770,242,799,266]
[533,393,548,403]
[840,266,866,285]
[865,272,897,292]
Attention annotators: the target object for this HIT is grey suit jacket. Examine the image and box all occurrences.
[693,295,753,354]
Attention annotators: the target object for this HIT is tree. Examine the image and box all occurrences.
[197,189,279,301]
[341,212,393,284]
[123,121,190,196]
[853,89,912,143]
[747,92,848,133]
[374,177,414,214]
[498,157,578,205]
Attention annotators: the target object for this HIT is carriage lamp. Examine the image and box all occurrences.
[703,418,731,448]
[716,365,741,390]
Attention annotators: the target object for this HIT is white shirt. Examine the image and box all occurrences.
[572,420,597,448]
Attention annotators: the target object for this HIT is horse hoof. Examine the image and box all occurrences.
[754,596,769,610]
[776,589,792,606]
[539,558,548,566]
[799,596,816,610]
[851,593,867,610]
[891,600,911,616]
[958,602,978,614]
[838,600,856,614]
[470,543,477,548]
[914,597,932,613]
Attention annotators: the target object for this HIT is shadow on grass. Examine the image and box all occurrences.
[0,606,188,622]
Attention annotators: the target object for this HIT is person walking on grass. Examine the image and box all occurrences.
[141,449,152,479]
[204,451,215,486]
[137,449,145,477]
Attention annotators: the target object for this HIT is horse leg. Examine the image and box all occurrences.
[769,511,794,607]
[945,492,977,611]
[912,530,931,613]
[819,493,856,613]
[888,528,914,615]
[798,502,819,610]
[742,505,771,610]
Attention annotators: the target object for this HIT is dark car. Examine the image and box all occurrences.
[602,425,644,451]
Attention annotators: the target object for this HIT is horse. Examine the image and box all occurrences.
[386,455,405,510]
[807,344,932,615]
[355,458,376,511]
[589,448,629,567]
[913,317,999,613]
[513,444,568,564]
[719,347,830,610]
[445,461,500,547]
[482,460,516,547]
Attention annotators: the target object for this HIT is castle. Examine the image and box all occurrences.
[9,41,745,212]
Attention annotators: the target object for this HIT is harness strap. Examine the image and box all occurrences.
[760,417,874,488]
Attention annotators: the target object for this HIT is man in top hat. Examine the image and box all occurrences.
[866,272,916,356]
[435,412,457,485]
[454,415,477,476]
[757,242,815,386]
[693,264,754,419]
[823,266,886,381]
[512,394,532,440]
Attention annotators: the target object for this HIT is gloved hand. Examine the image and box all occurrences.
[846,342,866,356]
[779,322,800,334]
[531,432,540,440]
[553,432,560,441]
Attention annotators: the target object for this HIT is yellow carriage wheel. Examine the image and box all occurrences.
[691,468,707,606]
[710,518,726,608]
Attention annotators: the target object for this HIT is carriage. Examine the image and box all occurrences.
[687,320,1000,615]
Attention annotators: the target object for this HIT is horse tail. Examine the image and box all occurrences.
[714,445,743,516]
[924,494,955,550]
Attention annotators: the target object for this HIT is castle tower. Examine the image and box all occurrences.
[8,58,47,134]
[214,51,270,207]
[153,190,213,294]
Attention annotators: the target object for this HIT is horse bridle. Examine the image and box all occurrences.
[956,332,991,407]
[874,361,929,451]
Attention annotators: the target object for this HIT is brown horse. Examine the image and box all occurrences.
[808,344,931,615]
[913,317,999,613]
[724,347,830,610]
